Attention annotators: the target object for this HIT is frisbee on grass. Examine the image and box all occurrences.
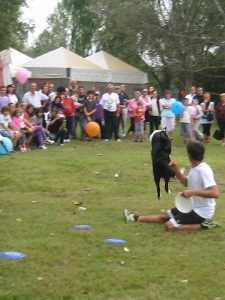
[0,251,26,260]
[104,239,127,244]
[175,193,194,213]
[72,224,92,230]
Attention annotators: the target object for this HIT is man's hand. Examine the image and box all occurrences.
[181,190,194,198]
[169,160,180,173]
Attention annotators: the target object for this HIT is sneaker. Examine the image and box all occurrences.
[123,209,135,222]
[64,139,70,143]
[116,139,121,142]
[201,219,220,229]
[39,145,47,150]
[45,139,55,144]
[105,139,109,142]
[59,143,64,146]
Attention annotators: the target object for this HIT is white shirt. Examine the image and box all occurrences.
[186,93,196,105]
[151,97,161,116]
[0,114,11,130]
[22,91,48,108]
[180,106,193,123]
[100,92,120,112]
[8,94,19,104]
[188,162,216,219]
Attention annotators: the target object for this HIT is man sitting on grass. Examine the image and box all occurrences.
[124,141,219,231]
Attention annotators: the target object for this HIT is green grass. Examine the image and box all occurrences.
[0,132,225,300]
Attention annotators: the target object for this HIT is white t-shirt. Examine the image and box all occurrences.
[8,94,19,104]
[0,114,12,130]
[22,91,48,108]
[188,162,216,219]
[100,92,120,112]
[151,97,161,116]
[180,106,193,123]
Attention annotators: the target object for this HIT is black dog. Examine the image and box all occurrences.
[150,130,175,199]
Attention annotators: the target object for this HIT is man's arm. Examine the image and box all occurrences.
[169,161,188,186]
[182,185,219,199]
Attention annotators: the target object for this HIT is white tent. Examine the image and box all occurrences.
[22,47,108,82]
[0,48,32,85]
[85,50,148,84]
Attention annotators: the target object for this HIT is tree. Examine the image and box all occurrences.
[0,0,30,51]
[31,2,70,57]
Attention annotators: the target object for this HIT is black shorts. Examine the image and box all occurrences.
[168,207,205,227]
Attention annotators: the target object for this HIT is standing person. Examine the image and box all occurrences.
[94,91,105,139]
[140,89,151,137]
[215,93,225,146]
[186,86,197,105]
[124,141,219,231]
[100,84,120,142]
[48,83,57,102]
[61,87,76,142]
[160,90,176,140]
[194,87,204,104]
[179,97,194,143]
[200,92,214,143]
[119,85,129,137]
[22,82,48,109]
[191,98,203,141]
[149,90,161,134]
[134,100,145,142]
[0,86,10,111]
[73,86,86,140]
[127,91,144,137]
[83,90,97,140]
[7,84,19,104]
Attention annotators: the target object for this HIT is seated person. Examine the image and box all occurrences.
[124,141,219,231]
[47,110,67,146]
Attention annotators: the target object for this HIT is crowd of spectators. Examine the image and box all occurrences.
[0,82,225,153]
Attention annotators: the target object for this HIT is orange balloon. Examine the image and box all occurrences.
[85,121,100,137]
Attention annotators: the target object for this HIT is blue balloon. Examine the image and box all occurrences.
[171,101,185,115]
[0,137,13,155]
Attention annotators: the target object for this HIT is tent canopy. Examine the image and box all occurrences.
[22,47,108,82]
[0,48,32,84]
[85,50,148,84]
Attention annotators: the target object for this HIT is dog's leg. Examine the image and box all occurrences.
[164,178,171,195]
[155,177,161,199]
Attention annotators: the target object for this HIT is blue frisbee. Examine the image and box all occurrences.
[104,238,127,244]
[0,251,26,260]
[72,224,92,230]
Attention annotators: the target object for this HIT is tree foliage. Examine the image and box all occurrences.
[32,0,225,92]
[0,0,30,51]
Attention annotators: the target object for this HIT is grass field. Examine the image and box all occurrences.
[0,132,225,300]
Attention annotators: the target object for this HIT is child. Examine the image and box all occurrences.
[83,90,97,140]
[134,100,145,142]
[0,106,21,148]
[24,105,48,149]
[180,97,194,142]
[11,108,28,152]
[191,98,203,141]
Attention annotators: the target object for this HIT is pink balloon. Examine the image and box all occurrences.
[15,68,30,85]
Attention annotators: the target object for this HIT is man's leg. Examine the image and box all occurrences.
[124,209,170,223]
[165,221,201,231]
